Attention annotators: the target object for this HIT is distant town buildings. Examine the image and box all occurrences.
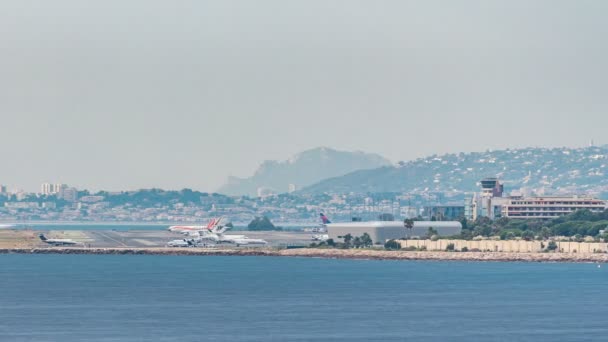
[40,183,67,196]
[58,187,78,202]
[80,196,105,203]
[0,177,605,224]
[256,187,276,198]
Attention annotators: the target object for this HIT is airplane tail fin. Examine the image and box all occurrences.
[214,217,231,234]
[39,234,47,241]
[206,217,219,230]
[320,213,331,224]
[207,216,231,234]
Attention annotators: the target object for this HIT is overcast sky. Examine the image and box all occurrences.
[1,0,607,192]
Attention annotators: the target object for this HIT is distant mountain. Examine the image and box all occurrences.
[218,147,391,196]
[302,146,608,196]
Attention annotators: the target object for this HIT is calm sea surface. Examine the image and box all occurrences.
[1,255,607,341]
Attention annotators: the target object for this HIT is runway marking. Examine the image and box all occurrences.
[94,231,127,247]
[132,239,156,246]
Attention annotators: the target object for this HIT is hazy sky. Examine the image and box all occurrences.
[1,0,607,192]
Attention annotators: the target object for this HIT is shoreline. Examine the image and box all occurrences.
[2,247,608,263]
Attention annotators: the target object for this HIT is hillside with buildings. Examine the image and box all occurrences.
[302,146,608,198]
[217,147,391,197]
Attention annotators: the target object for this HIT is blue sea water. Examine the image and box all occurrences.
[0,255,607,341]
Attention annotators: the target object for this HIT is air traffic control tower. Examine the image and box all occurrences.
[471,178,505,220]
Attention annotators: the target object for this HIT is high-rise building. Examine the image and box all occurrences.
[0,185,7,194]
[41,183,68,196]
[41,183,53,195]
[55,183,67,194]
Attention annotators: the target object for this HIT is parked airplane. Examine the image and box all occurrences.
[168,217,225,235]
[195,218,267,246]
[167,238,195,247]
[320,213,331,225]
[199,233,268,246]
[167,217,268,247]
[0,224,16,229]
[38,234,78,246]
[312,234,329,241]
[305,213,331,240]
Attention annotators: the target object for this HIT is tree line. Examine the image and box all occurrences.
[456,209,608,240]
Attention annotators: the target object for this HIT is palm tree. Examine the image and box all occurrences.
[404,218,414,237]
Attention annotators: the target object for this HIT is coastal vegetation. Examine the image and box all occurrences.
[384,239,401,250]
[454,209,608,241]
[310,233,373,249]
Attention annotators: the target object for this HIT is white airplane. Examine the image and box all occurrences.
[0,224,16,229]
[199,233,268,246]
[167,217,268,247]
[167,238,195,247]
[194,218,267,247]
[312,234,329,241]
[307,213,330,241]
[168,217,225,235]
[39,234,78,246]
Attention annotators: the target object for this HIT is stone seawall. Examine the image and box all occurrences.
[2,247,608,263]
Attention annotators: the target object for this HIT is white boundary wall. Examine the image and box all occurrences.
[397,239,608,253]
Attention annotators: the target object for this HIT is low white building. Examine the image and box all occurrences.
[501,196,606,219]
[327,221,462,245]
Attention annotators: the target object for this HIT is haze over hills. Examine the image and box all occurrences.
[218,147,391,196]
[301,146,608,197]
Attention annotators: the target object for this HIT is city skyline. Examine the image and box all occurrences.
[2,1,607,192]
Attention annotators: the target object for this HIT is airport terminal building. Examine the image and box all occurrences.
[327,221,462,245]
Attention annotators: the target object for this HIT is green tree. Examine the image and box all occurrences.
[473,225,492,237]
[522,230,534,241]
[247,216,279,231]
[540,227,551,239]
[384,239,401,250]
[446,243,455,251]
[460,218,468,230]
[341,234,353,248]
[426,227,438,239]
[547,241,558,251]
[360,233,373,247]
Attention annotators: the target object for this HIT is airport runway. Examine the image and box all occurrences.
[32,230,314,248]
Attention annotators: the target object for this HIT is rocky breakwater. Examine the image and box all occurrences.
[2,247,608,263]
[0,247,278,257]
[280,249,608,263]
